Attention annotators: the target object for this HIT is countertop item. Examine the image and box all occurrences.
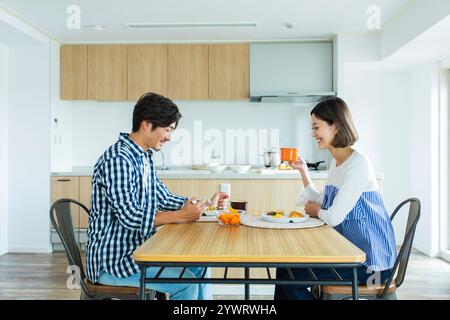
[228,164,251,173]
[240,215,324,229]
[280,147,298,162]
[205,164,227,173]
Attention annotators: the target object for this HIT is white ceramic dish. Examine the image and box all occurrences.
[203,206,248,217]
[202,206,220,216]
[228,164,252,173]
[205,164,228,173]
[261,211,310,224]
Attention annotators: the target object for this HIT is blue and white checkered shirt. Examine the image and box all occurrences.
[86,133,187,283]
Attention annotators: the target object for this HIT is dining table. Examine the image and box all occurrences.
[132,221,366,300]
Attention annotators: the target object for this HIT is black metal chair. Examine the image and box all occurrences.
[50,198,166,300]
[320,197,421,300]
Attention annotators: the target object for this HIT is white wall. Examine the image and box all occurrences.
[334,33,380,94]
[7,43,51,253]
[54,100,322,169]
[50,40,72,172]
[408,63,442,256]
[440,68,450,253]
[339,66,411,245]
[448,70,450,250]
[0,43,9,255]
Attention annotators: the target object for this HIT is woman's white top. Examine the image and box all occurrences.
[297,149,396,271]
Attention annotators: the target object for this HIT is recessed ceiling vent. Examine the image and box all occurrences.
[124,22,259,29]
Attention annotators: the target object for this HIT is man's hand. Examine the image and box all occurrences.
[178,197,205,222]
[209,192,229,209]
[304,201,321,218]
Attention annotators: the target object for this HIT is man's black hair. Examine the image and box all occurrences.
[132,92,182,132]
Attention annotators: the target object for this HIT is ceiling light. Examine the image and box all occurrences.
[84,24,105,31]
[125,22,259,30]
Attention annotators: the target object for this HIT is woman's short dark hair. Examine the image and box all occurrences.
[132,92,182,132]
[310,97,359,147]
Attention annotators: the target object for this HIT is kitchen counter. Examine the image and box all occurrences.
[51,166,384,180]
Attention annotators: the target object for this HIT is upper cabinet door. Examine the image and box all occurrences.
[209,44,249,100]
[127,45,168,101]
[168,45,209,100]
[88,45,128,101]
[60,45,87,100]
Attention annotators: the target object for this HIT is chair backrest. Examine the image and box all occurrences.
[380,198,421,298]
[49,198,92,297]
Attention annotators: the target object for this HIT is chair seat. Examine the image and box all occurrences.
[84,278,141,295]
[321,282,397,296]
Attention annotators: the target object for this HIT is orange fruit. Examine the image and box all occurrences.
[230,216,240,224]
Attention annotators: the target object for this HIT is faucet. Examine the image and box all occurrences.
[159,150,168,171]
[211,149,221,162]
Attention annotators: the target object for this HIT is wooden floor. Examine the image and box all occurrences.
[0,250,448,300]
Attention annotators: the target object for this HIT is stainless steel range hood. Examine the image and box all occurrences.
[250,42,336,104]
[250,91,336,103]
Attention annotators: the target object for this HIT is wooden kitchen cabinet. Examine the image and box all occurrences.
[78,177,93,228]
[61,42,250,101]
[88,45,128,101]
[127,45,168,100]
[209,44,249,100]
[60,45,88,100]
[51,176,92,229]
[51,176,81,228]
[168,45,209,100]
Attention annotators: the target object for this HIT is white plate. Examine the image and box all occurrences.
[202,210,220,216]
[203,208,247,216]
[261,212,309,224]
[216,209,247,216]
[202,206,220,216]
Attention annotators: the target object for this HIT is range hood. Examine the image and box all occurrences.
[250,42,336,104]
[250,91,336,103]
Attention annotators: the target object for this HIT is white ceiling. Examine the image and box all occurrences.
[0,0,410,43]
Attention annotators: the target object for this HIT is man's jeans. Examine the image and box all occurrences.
[98,267,212,300]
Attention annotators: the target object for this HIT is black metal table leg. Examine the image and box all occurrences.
[245,267,250,300]
[140,265,147,300]
[352,267,359,300]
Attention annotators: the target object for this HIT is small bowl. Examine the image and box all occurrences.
[205,164,228,173]
[228,164,251,173]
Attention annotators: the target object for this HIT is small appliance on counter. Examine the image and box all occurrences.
[261,148,280,168]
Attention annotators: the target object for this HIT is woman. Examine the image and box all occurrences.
[275,97,396,300]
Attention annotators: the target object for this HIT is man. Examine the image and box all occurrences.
[86,92,228,300]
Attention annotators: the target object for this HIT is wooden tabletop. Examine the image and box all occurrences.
[133,223,366,264]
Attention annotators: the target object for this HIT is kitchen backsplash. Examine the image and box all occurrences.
[51,100,330,171]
